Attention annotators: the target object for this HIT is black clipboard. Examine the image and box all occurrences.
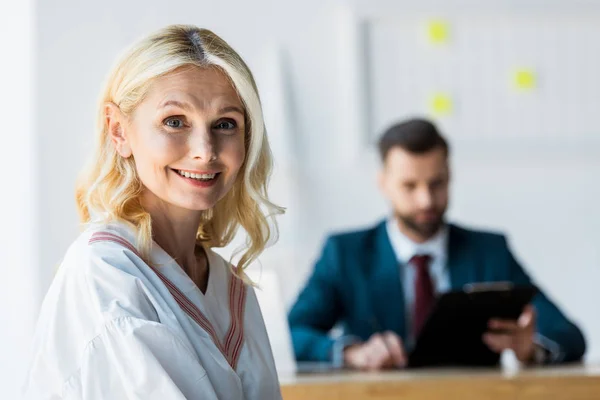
[407,282,538,368]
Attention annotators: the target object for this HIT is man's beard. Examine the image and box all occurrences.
[396,210,445,240]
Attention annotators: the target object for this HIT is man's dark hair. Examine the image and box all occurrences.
[377,118,449,161]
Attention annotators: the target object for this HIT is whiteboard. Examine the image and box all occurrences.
[367,14,600,143]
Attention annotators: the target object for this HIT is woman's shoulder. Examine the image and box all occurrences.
[79,219,139,249]
[64,220,142,269]
[25,222,161,396]
[56,220,158,320]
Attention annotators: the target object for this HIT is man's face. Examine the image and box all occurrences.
[378,146,449,241]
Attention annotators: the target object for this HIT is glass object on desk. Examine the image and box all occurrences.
[501,349,521,376]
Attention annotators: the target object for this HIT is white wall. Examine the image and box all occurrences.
[0,0,36,397]
[33,0,600,376]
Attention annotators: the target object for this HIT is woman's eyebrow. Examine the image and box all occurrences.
[218,105,244,116]
[158,100,193,110]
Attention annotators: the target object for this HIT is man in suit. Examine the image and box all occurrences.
[288,118,586,370]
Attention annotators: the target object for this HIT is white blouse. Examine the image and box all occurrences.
[23,221,282,399]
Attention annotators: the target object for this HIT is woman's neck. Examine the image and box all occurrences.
[141,193,208,289]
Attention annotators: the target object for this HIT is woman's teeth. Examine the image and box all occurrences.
[177,170,217,181]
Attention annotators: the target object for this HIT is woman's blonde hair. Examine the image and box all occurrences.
[76,24,283,276]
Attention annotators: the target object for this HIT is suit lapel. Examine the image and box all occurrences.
[447,224,477,290]
[368,221,407,339]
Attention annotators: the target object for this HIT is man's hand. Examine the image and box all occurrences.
[483,304,537,363]
[343,331,407,370]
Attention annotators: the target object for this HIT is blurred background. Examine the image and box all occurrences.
[2,0,600,397]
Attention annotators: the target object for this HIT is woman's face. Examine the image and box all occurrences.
[109,66,246,213]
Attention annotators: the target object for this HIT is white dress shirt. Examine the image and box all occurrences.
[386,218,451,349]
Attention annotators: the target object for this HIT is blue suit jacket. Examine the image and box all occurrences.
[288,220,586,363]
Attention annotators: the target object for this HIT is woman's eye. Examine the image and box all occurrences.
[214,120,237,130]
[163,116,185,129]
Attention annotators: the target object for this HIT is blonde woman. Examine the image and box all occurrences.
[24,25,284,399]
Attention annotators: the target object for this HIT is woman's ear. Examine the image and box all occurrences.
[105,102,132,158]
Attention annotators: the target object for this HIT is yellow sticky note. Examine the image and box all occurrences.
[427,20,450,44]
[429,93,453,115]
[514,69,536,90]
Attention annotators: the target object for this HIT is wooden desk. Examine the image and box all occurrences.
[280,364,600,400]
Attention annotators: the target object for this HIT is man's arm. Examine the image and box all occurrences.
[288,237,344,362]
[503,236,586,363]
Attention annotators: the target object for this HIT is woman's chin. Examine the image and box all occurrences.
[176,195,221,212]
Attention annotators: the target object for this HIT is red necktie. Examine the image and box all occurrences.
[411,254,435,338]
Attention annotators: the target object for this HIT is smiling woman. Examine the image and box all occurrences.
[23,25,284,400]
[78,28,281,271]
[105,66,247,217]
